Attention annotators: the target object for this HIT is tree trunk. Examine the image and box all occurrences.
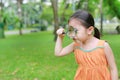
[17,0,23,35]
[0,0,5,38]
[100,0,103,35]
[83,0,88,10]
[50,0,59,41]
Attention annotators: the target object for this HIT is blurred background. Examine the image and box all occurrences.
[0,0,120,39]
[0,0,120,80]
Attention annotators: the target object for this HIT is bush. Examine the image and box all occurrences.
[116,25,120,34]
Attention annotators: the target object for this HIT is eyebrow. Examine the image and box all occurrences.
[68,26,77,29]
[68,26,73,28]
[70,27,78,31]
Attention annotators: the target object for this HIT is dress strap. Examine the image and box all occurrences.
[97,40,106,47]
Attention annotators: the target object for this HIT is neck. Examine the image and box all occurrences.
[82,35,94,45]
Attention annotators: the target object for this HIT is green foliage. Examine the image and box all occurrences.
[58,2,73,26]
[40,6,53,24]
[0,32,120,79]
[87,0,99,17]
[1,0,120,31]
[107,0,120,19]
[73,0,120,20]
[1,3,21,30]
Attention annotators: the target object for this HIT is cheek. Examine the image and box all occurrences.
[76,31,88,40]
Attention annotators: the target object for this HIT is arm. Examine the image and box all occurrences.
[104,42,118,80]
[54,28,74,56]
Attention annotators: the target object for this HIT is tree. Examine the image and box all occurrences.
[99,0,103,35]
[17,0,23,35]
[50,0,59,41]
[0,0,5,38]
[57,1,70,28]
[107,0,120,19]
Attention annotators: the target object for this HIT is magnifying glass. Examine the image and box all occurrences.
[62,26,77,39]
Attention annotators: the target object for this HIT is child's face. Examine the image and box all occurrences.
[68,18,91,42]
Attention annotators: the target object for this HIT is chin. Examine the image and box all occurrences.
[73,39,81,43]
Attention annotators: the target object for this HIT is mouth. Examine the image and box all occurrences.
[69,36,77,41]
[71,37,77,41]
[72,37,76,40]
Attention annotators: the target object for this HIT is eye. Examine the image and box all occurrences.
[68,29,72,31]
[74,29,78,33]
[68,26,74,32]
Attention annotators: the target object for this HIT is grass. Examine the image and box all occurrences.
[0,31,120,80]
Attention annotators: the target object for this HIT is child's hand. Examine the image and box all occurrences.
[56,28,65,38]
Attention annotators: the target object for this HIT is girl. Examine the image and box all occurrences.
[55,10,118,80]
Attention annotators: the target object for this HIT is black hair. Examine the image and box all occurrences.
[69,9,100,39]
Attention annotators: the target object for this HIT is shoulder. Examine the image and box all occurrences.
[98,40,112,52]
[103,41,113,56]
[97,40,106,46]
[104,41,111,49]
[101,40,111,51]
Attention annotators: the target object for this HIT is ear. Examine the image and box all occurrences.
[87,26,94,35]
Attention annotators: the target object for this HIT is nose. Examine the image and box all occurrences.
[69,35,76,39]
[68,32,76,38]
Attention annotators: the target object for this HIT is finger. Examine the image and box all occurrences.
[57,28,64,34]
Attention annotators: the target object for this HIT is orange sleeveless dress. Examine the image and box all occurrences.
[74,40,111,80]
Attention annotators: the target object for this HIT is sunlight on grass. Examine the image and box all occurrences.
[0,31,120,80]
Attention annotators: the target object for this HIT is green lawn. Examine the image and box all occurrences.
[0,31,120,80]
